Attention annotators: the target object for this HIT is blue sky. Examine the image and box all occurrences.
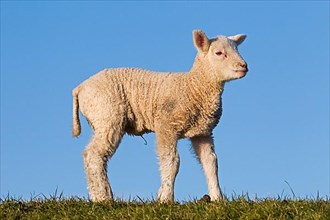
[1,1,329,201]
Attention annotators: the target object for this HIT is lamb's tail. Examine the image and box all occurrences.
[72,88,81,137]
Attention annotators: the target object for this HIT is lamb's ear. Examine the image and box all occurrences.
[228,34,247,45]
[193,29,210,54]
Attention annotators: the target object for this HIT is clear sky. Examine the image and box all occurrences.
[1,1,329,201]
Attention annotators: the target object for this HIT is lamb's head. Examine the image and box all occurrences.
[193,29,248,82]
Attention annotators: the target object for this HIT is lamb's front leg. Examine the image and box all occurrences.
[191,135,223,201]
[156,133,180,203]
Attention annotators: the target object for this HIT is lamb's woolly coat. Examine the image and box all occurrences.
[73,64,223,139]
[72,30,248,203]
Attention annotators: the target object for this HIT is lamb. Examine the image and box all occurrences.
[72,29,248,203]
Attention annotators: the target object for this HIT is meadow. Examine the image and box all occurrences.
[1,194,329,220]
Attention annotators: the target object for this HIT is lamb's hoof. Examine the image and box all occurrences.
[199,194,211,203]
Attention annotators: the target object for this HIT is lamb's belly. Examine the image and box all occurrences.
[125,108,154,136]
[125,121,153,135]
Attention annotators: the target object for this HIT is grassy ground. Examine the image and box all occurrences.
[1,195,329,220]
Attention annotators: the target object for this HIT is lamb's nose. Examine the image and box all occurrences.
[240,63,247,68]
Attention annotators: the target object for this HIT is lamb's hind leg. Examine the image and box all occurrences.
[191,135,223,201]
[83,126,124,202]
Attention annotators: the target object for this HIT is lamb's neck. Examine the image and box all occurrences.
[188,56,225,97]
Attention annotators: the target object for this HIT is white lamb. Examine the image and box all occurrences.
[72,29,248,202]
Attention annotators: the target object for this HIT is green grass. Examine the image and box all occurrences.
[1,195,329,220]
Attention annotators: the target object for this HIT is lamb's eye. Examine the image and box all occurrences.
[215,51,223,56]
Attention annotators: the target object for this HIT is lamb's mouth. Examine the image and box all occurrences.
[234,67,248,73]
[234,68,248,77]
